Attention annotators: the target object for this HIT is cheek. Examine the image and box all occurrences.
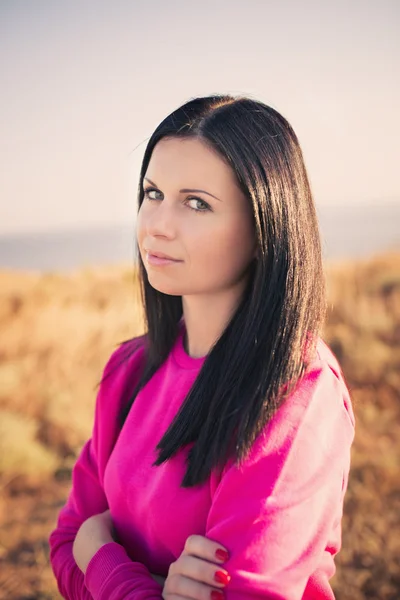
[192,215,255,272]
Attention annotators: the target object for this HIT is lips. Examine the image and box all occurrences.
[145,249,180,261]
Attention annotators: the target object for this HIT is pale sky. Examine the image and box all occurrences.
[0,0,399,236]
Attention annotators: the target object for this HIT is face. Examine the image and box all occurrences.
[136,136,257,299]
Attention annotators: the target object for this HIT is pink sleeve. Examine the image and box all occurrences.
[48,436,108,599]
[205,362,355,600]
[82,543,163,599]
[49,339,163,599]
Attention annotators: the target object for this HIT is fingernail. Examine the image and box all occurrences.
[211,591,225,600]
[214,570,231,586]
[215,548,229,562]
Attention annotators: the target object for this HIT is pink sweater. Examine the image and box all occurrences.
[49,320,355,599]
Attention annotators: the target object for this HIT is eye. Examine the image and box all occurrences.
[143,187,162,201]
[186,198,210,212]
[143,187,211,213]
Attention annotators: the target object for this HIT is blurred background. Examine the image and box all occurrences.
[0,1,399,598]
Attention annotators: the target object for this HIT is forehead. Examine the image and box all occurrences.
[146,137,241,194]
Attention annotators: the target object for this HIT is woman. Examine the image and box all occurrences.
[49,94,355,599]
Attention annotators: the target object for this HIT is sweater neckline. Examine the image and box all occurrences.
[172,319,207,370]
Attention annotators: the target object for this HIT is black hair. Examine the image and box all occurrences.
[107,94,326,487]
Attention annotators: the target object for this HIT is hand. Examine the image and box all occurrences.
[162,534,231,599]
[73,509,116,574]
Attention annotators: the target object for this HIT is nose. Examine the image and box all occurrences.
[143,197,177,239]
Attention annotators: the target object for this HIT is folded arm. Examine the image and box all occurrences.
[205,364,355,599]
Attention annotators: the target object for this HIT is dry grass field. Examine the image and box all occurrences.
[0,252,399,599]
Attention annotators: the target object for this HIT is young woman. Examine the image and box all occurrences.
[49,94,355,599]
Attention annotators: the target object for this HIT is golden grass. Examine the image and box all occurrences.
[0,252,399,599]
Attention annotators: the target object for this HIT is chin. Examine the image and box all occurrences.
[148,282,183,297]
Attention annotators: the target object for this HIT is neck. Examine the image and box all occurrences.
[181,280,249,358]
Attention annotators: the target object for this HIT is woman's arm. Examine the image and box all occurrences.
[203,362,355,599]
[49,433,111,599]
[51,478,164,600]
[49,341,165,599]
[49,338,209,600]
[72,510,116,574]
[74,517,232,600]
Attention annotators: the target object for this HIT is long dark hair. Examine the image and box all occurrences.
[109,94,326,487]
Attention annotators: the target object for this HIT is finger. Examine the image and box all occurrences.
[183,535,230,564]
[169,555,230,589]
[164,573,225,600]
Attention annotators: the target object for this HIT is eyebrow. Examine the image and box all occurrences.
[143,177,222,201]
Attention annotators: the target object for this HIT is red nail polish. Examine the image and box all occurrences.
[215,548,229,562]
[211,591,225,600]
[214,570,231,585]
